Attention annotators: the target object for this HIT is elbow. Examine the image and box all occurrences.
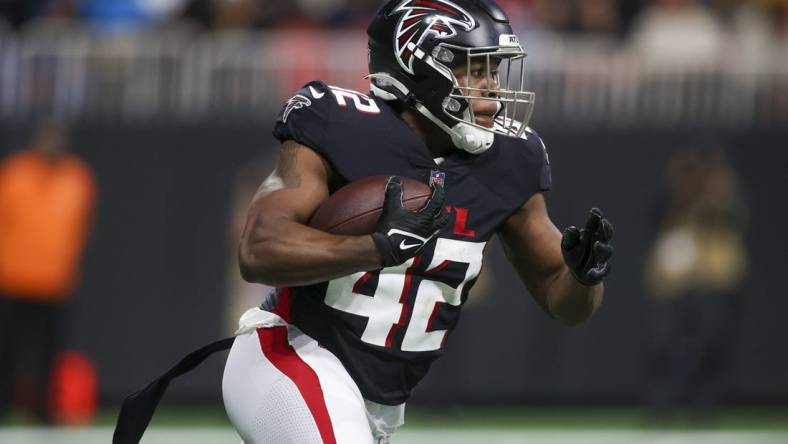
[238,254,259,284]
[238,242,260,283]
[239,236,305,287]
[238,239,280,286]
[238,211,305,287]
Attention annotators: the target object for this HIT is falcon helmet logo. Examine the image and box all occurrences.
[282,94,312,123]
[393,0,476,75]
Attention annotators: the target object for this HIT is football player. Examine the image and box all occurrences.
[224,1,614,443]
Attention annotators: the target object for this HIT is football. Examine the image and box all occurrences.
[309,175,432,235]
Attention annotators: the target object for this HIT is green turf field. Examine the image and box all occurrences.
[2,406,786,443]
[1,427,788,444]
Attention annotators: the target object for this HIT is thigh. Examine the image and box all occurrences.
[223,325,374,444]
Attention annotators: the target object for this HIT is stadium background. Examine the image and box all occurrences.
[1,0,787,442]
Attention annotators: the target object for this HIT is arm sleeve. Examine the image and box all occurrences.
[272,81,332,155]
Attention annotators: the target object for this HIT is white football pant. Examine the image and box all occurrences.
[222,308,404,444]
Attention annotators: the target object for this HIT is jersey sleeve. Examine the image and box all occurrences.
[525,128,552,193]
[490,127,553,216]
[272,81,332,154]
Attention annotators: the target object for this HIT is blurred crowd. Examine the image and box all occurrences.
[0,0,787,42]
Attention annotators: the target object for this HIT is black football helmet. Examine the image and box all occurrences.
[367,0,535,154]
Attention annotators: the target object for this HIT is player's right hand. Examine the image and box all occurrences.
[371,176,449,268]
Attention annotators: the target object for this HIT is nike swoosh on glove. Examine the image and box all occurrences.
[561,207,614,286]
[371,176,449,268]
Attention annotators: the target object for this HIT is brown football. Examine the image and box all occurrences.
[309,175,432,235]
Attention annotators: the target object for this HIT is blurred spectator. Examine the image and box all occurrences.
[181,0,290,30]
[775,0,788,38]
[524,0,624,35]
[643,148,748,422]
[531,0,575,33]
[77,0,189,33]
[0,0,43,28]
[295,0,349,24]
[43,0,77,19]
[630,0,725,67]
[728,2,774,72]
[212,0,260,29]
[576,0,621,34]
[0,122,96,423]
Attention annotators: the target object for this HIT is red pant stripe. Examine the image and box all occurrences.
[257,327,336,444]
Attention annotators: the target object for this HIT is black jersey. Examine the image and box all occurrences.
[269,81,551,405]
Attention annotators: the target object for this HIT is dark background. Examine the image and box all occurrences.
[2,122,784,406]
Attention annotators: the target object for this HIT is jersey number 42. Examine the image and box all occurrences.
[324,238,485,352]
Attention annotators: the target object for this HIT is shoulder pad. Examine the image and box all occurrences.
[272,81,386,151]
[272,81,333,150]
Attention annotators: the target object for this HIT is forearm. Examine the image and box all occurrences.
[500,195,612,325]
[542,266,604,325]
[239,216,382,287]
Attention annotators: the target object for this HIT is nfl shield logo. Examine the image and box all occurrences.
[429,170,446,187]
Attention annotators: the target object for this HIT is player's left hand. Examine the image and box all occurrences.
[561,208,613,286]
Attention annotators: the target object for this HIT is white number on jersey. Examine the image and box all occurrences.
[329,86,381,114]
[324,238,486,352]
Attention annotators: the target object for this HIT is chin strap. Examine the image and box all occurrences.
[369,73,494,155]
[413,102,495,155]
[450,122,494,154]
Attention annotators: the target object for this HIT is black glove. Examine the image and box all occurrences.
[561,208,614,286]
[371,176,449,268]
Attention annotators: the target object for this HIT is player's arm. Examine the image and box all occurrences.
[498,194,613,325]
[239,140,447,287]
[238,140,383,287]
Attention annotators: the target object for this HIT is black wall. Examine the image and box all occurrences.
[1,123,785,405]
